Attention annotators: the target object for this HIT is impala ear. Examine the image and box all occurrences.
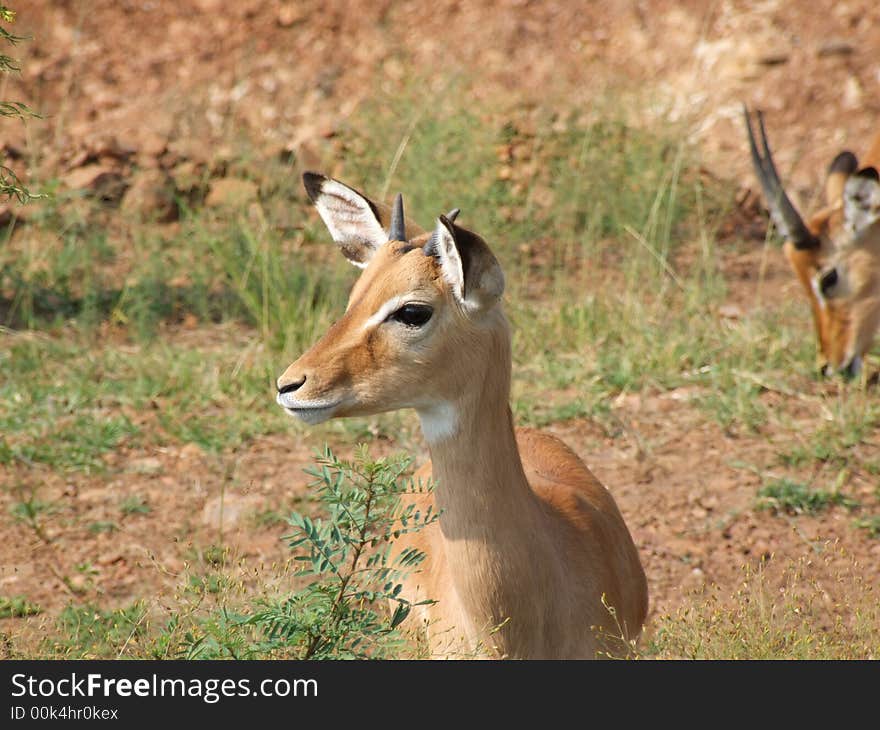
[843,167,880,239]
[303,172,387,267]
[303,173,427,267]
[424,216,505,312]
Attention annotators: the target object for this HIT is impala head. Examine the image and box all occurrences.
[745,107,880,376]
[276,173,506,433]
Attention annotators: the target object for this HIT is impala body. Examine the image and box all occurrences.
[277,173,648,659]
[745,108,880,376]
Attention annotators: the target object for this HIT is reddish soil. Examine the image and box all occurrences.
[2,1,879,653]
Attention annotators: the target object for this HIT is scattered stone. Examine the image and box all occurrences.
[201,494,263,529]
[843,75,863,110]
[128,456,163,475]
[757,51,789,66]
[97,552,125,566]
[138,131,169,163]
[817,39,854,57]
[719,303,743,320]
[179,443,205,461]
[62,164,127,202]
[121,168,178,221]
[277,4,304,27]
[751,540,772,560]
[0,203,30,226]
[205,177,258,208]
[169,160,205,194]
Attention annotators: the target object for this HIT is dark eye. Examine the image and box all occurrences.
[819,268,838,296]
[388,303,433,327]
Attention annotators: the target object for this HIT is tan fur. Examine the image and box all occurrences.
[396,426,648,659]
[765,130,880,373]
[279,181,648,659]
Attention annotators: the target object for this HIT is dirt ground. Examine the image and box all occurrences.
[2,0,880,653]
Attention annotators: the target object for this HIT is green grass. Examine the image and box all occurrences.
[756,477,859,516]
[646,554,879,659]
[855,515,880,539]
[119,495,151,516]
[3,79,880,660]
[0,595,41,618]
[42,603,149,659]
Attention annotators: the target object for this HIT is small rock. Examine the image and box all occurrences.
[757,51,789,66]
[205,178,258,208]
[179,443,204,461]
[201,494,263,529]
[843,76,863,110]
[68,575,89,594]
[817,39,854,57]
[121,169,177,221]
[169,160,204,194]
[62,164,127,202]
[0,203,30,226]
[277,4,304,27]
[167,137,214,166]
[96,552,125,566]
[702,495,720,511]
[719,303,742,320]
[128,456,163,475]
[139,131,169,160]
[751,540,772,560]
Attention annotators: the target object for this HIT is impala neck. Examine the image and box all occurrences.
[417,317,535,527]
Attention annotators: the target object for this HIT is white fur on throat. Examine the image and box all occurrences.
[417,402,459,443]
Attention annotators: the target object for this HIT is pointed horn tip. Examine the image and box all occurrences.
[389,193,406,241]
[446,208,461,223]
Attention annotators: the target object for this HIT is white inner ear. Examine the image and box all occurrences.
[314,179,388,266]
[432,220,465,302]
[843,176,880,241]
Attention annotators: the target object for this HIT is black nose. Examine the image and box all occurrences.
[277,375,306,395]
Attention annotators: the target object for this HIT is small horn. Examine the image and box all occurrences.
[389,193,406,241]
[744,106,818,250]
[423,214,455,258]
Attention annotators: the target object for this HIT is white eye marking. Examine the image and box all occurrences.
[362,293,429,331]
[362,296,407,331]
[417,402,459,443]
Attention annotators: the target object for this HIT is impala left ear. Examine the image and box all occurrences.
[424,216,505,313]
[302,173,427,267]
[843,167,880,239]
[303,172,387,267]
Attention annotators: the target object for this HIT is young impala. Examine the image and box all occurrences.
[745,107,880,377]
[276,173,648,659]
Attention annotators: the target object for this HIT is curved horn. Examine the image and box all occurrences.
[424,210,461,256]
[744,106,818,250]
[389,193,406,241]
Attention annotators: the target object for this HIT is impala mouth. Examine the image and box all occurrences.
[275,393,342,424]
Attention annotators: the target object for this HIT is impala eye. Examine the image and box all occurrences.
[819,268,838,296]
[388,303,433,327]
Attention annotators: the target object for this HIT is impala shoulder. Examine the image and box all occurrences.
[515,428,613,502]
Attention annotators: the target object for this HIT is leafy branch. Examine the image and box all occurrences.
[242,444,438,659]
[0,4,42,203]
